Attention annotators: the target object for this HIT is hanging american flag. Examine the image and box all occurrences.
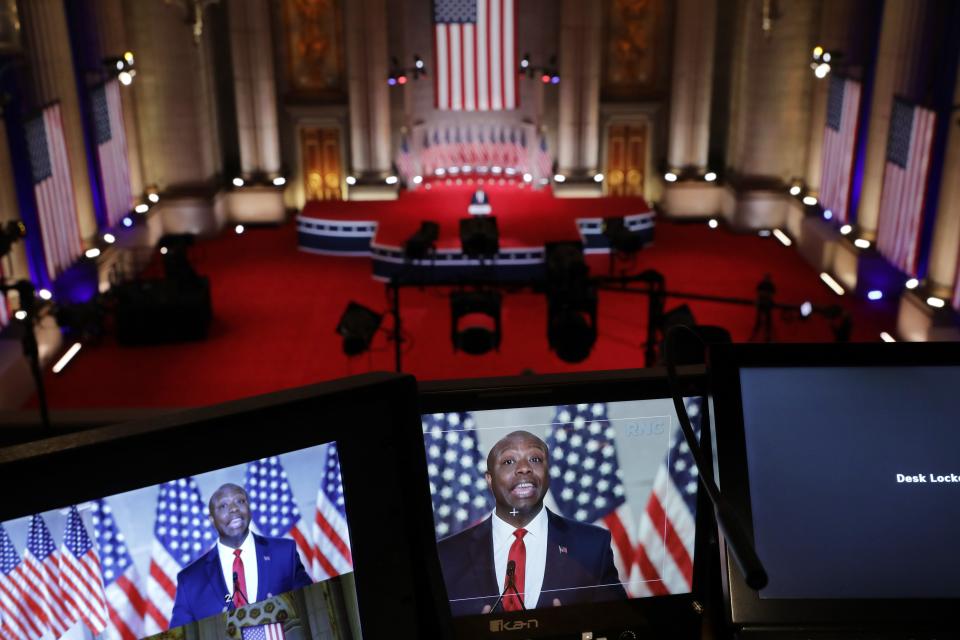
[22,514,75,637]
[434,0,517,111]
[819,76,861,224]
[1,523,47,639]
[92,80,132,228]
[143,478,216,634]
[25,104,83,280]
[545,404,635,595]
[60,506,108,635]
[311,444,353,580]
[246,457,319,580]
[241,621,286,639]
[876,99,937,276]
[91,499,147,640]
[634,398,701,596]
[424,412,494,539]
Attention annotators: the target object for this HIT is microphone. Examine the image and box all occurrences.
[488,560,517,613]
[505,560,526,611]
[232,571,248,606]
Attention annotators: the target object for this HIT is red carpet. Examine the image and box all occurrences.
[28,207,897,410]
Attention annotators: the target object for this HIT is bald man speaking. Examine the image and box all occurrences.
[437,431,627,616]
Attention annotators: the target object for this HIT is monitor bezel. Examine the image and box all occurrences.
[415,366,712,640]
[709,342,960,629]
[0,372,448,640]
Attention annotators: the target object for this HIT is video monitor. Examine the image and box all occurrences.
[416,367,710,639]
[0,372,443,640]
[709,343,960,635]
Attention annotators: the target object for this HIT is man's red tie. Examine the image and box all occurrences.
[232,549,247,608]
[503,528,527,611]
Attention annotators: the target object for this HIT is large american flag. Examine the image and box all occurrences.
[25,104,83,279]
[242,621,285,639]
[819,76,861,224]
[434,0,518,111]
[423,412,493,539]
[91,499,147,640]
[143,478,216,634]
[311,444,353,579]
[22,514,74,637]
[876,99,937,276]
[245,457,319,580]
[92,80,132,228]
[1,523,47,639]
[634,398,701,596]
[60,506,108,635]
[545,404,636,595]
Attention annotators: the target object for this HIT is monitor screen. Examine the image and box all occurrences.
[417,369,708,639]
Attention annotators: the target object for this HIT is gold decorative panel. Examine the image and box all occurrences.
[602,0,669,100]
[605,123,646,197]
[301,127,343,201]
[283,0,345,97]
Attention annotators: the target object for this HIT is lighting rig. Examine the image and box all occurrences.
[387,55,427,86]
[518,52,559,84]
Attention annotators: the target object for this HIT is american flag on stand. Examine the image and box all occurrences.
[634,398,702,596]
[91,499,147,640]
[92,80,132,227]
[22,514,74,637]
[434,0,517,111]
[953,259,960,312]
[246,457,319,580]
[424,413,493,539]
[60,506,108,635]
[0,261,9,329]
[545,404,635,595]
[25,104,83,279]
[395,135,415,185]
[464,127,476,165]
[876,99,936,276]
[819,76,861,224]
[242,621,285,639]
[517,129,528,174]
[476,127,488,167]
[422,131,434,175]
[143,478,216,634]
[311,444,353,579]
[1,523,47,640]
[536,135,552,179]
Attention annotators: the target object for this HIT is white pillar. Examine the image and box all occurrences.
[557,0,601,177]
[344,0,391,180]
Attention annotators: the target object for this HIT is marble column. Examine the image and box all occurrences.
[19,0,98,246]
[667,0,716,172]
[924,64,960,296]
[854,0,930,238]
[556,0,602,180]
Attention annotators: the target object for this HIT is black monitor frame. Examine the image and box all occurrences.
[709,342,960,632]
[0,372,447,639]
[415,366,713,640]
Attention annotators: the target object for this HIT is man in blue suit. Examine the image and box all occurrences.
[169,483,312,629]
[437,431,626,616]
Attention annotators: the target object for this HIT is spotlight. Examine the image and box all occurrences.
[553,174,565,183]
[840,224,852,235]
[854,238,870,249]
[123,51,135,64]
[789,185,802,196]
[122,216,134,228]
[551,75,560,84]
[664,172,678,183]
[823,209,833,220]
[905,278,919,290]
[38,289,52,301]
[148,192,160,203]
[523,173,533,183]
[118,71,133,86]
[450,290,502,355]
[337,302,383,356]
[593,173,604,183]
[52,343,82,374]
[520,53,530,70]
[822,52,832,63]
[704,171,717,182]
[387,76,397,86]
[103,233,116,244]
[434,168,446,177]
[802,195,818,206]
[820,272,845,295]
[772,229,792,246]
[541,74,551,84]
[235,224,245,235]
[160,247,168,255]
[413,175,423,184]
[115,60,125,71]
[135,203,149,214]
[232,177,245,187]
[813,45,824,59]
[346,176,357,186]
[880,331,896,342]
[926,297,945,309]
[273,176,286,187]
[14,309,27,321]
[758,229,771,237]
[814,62,831,79]
[385,175,398,185]
[800,301,813,318]
[415,56,425,70]
[397,74,408,85]
[708,219,719,229]
[85,248,101,259]
[867,290,883,301]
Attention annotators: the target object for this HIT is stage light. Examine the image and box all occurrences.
[415,56,425,70]
[160,246,168,255]
[462,165,472,173]
[813,45,824,59]
[547,289,598,364]
[273,176,286,186]
[773,229,792,246]
[523,173,533,183]
[232,177,245,187]
[434,168,445,176]
[103,233,116,244]
[803,195,818,206]
[880,331,896,342]
[115,60,125,71]
[413,175,423,184]
[520,53,530,70]
[124,51,135,64]
[38,289,52,301]
[451,290,502,355]
[14,309,27,321]
[541,74,551,83]
[148,192,160,203]
[823,209,833,220]
[789,185,802,196]
[905,278,919,289]
[386,175,398,185]
[346,176,357,185]
[492,166,503,174]
[840,224,852,235]
[397,74,408,85]
[52,343,82,374]
[820,272,845,295]
[118,71,133,85]
[664,172,677,183]
[822,52,832,63]
[135,203,149,214]
[800,301,813,317]
[553,174,565,183]
[758,229,771,237]
[814,62,831,79]
[593,173,604,183]
[337,302,383,356]
[927,296,945,309]
[387,76,397,86]
[85,248,101,259]
[235,224,245,235]
[122,216,133,228]
[505,167,516,176]
[867,290,883,301]
[704,171,717,182]
[708,218,719,229]
[854,238,870,249]
[551,75,560,84]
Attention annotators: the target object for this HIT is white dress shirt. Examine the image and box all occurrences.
[217,532,258,605]
[492,507,548,609]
